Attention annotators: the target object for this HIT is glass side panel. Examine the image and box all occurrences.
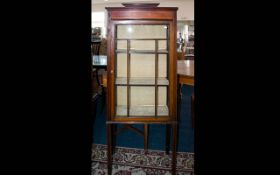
[117,25,168,39]
[116,53,127,78]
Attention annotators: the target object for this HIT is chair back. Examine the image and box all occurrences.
[92,41,101,55]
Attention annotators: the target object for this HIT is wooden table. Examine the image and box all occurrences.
[177,60,194,131]
[177,60,194,86]
[166,60,195,154]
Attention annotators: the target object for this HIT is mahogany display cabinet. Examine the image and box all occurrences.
[106,3,178,174]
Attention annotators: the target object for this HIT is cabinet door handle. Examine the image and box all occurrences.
[110,70,114,74]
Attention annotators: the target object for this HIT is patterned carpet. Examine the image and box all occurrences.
[92,144,194,175]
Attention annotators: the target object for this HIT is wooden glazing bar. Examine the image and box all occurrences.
[166,25,170,117]
[155,39,158,117]
[114,34,118,119]
[127,39,131,117]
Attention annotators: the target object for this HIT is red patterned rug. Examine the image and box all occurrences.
[92,144,194,175]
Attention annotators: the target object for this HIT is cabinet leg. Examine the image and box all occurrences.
[144,124,149,152]
[172,123,178,175]
[107,124,112,175]
[112,124,117,154]
[165,124,170,154]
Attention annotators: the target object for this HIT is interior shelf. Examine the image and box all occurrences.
[116,105,169,116]
[116,38,167,40]
[116,49,168,54]
[115,77,169,85]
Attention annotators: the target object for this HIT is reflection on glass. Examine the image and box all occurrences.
[117,25,167,39]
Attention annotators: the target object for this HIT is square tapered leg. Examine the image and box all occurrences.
[165,124,171,154]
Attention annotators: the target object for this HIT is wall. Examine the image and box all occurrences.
[92,0,194,20]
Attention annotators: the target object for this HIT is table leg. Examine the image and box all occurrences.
[191,95,194,128]
[144,124,149,152]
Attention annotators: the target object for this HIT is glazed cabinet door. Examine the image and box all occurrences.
[113,23,171,119]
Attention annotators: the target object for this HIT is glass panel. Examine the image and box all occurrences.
[130,54,155,78]
[158,54,167,78]
[131,40,155,51]
[117,25,168,39]
[158,86,167,106]
[116,53,127,78]
[158,86,168,116]
[131,87,155,106]
[117,40,127,50]
[158,40,167,51]
[130,86,155,116]
[116,86,127,116]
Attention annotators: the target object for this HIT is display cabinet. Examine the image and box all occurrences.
[106,3,178,174]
